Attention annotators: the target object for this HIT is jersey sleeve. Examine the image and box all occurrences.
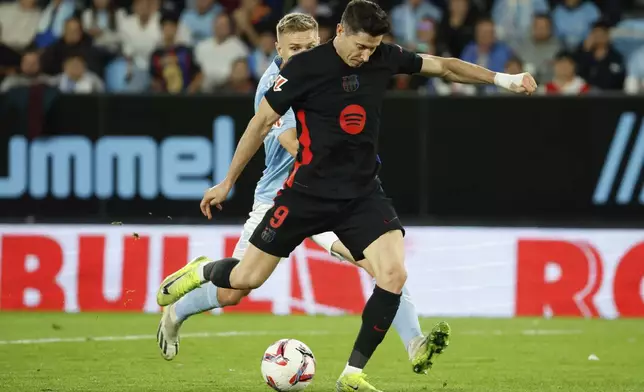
[263,55,309,116]
[382,43,423,75]
[269,107,297,138]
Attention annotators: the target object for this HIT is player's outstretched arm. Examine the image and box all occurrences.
[418,54,537,94]
[199,98,280,218]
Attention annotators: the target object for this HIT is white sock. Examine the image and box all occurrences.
[341,363,363,376]
[406,335,426,359]
[198,263,207,283]
[173,283,221,322]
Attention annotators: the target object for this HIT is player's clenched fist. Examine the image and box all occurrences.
[495,72,538,95]
[514,72,537,94]
[200,182,231,219]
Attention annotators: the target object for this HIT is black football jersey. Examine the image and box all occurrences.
[264,41,422,199]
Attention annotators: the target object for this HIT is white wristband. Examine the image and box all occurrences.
[494,72,523,90]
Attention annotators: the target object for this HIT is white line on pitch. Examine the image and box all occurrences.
[460,329,583,336]
[0,330,329,346]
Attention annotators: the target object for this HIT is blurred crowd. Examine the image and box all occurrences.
[1,0,644,96]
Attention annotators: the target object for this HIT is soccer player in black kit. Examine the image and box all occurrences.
[157,1,537,390]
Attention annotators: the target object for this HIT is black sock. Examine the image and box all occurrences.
[347,285,401,369]
[202,258,240,289]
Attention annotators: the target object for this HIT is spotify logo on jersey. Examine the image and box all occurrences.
[339,104,366,135]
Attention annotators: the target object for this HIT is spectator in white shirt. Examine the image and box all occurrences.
[54,54,105,93]
[0,0,41,51]
[120,0,190,70]
[195,12,248,92]
[81,0,126,54]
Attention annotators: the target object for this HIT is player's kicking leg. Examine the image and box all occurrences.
[313,233,450,375]
[156,203,269,360]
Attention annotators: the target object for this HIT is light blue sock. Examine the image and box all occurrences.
[174,283,221,322]
[391,283,423,350]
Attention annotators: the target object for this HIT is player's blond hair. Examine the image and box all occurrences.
[276,13,318,37]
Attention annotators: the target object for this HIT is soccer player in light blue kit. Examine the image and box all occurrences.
[157,13,449,375]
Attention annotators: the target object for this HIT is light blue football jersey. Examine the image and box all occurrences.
[253,57,297,204]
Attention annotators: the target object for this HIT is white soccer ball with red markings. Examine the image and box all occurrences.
[261,339,316,391]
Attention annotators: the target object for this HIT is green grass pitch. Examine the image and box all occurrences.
[1,313,643,391]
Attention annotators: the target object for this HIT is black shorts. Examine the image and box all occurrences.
[249,184,404,261]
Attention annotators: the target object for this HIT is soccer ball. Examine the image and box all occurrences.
[261,339,316,391]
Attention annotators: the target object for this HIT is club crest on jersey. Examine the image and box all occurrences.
[261,227,276,243]
[273,75,288,91]
[342,74,360,92]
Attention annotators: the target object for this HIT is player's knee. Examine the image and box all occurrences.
[377,263,407,292]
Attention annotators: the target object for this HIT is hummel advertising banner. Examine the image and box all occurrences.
[1,93,643,224]
[1,225,643,318]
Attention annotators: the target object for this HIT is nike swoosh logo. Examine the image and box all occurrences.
[162,272,188,295]
[373,325,387,332]
[384,217,398,224]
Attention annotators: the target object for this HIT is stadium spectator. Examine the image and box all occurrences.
[0,0,41,52]
[505,56,524,74]
[436,0,477,58]
[0,28,22,83]
[81,0,126,54]
[289,0,333,18]
[110,0,191,92]
[40,17,102,76]
[317,16,334,43]
[414,17,438,54]
[232,0,272,47]
[33,0,77,49]
[219,57,255,93]
[391,0,443,46]
[460,18,513,73]
[541,50,590,94]
[248,28,276,80]
[120,0,190,71]
[196,12,248,91]
[0,50,54,92]
[180,0,223,45]
[150,13,203,93]
[575,20,625,90]
[53,54,105,93]
[624,45,644,94]
[510,14,561,83]
[552,0,601,50]
[492,0,549,41]
[610,18,644,60]
[495,56,525,94]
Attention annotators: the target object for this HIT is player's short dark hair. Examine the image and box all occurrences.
[340,0,390,37]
